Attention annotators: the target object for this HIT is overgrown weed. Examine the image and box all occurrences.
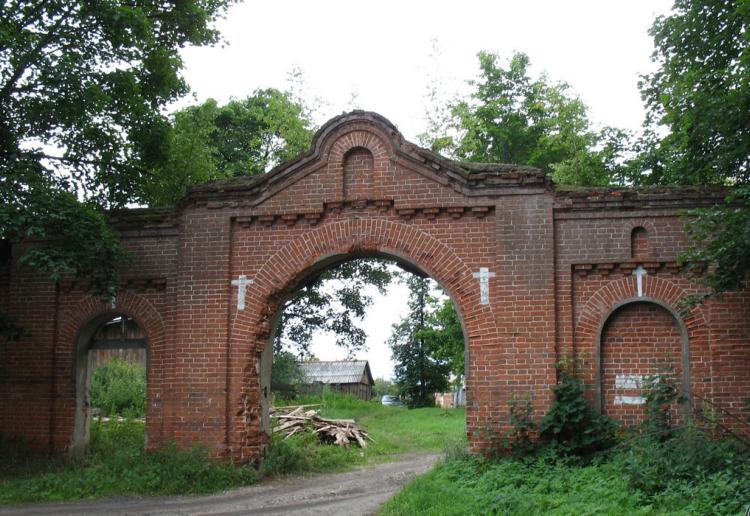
[0,419,257,504]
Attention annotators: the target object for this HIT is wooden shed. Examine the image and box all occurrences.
[298,360,374,401]
[89,316,147,370]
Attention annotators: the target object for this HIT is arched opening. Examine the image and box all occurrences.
[258,251,468,459]
[71,313,148,456]
[597,300,689,427]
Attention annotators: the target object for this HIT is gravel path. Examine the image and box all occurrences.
[0,453,438,516]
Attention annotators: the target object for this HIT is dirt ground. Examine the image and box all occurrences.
[0,453,438,516]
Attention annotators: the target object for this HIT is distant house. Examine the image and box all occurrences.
[298,360,374,401]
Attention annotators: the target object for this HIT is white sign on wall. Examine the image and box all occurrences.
[615,374,644,389]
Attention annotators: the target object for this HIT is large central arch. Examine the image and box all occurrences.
[226,218,499,463]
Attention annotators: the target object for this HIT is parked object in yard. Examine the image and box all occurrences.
[381,395,403,406]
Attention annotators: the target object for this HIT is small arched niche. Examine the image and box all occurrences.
[343,146,374,200]
[71,313,148,456]
[631,226,650,259]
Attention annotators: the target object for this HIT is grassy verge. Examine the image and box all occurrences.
[262,393,466,476]
[382,429,750,515]
[1,393,466,503]
[0,419,257,504]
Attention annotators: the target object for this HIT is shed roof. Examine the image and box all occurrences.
[299,360,373,386]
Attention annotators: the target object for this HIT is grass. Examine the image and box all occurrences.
[0,393,466,504]
[0,419,257,504]
[262,392,466,476]
[382,429,750,516]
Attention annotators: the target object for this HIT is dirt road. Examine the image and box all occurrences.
[0,453,438,516]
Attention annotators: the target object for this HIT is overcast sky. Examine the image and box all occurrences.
[180,0,674,380]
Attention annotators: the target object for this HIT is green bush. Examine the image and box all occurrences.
[641,367,684,438]
[295,389,373,411]
[270,351,304,401]
[90,358,146,417]
[506,394,536,456]
[0,420,257,504]
[539,371,617,455]
[384,431,750,515]
[615,427,750,504]
[260,431,363,477]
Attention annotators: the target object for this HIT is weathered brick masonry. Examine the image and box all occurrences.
[1,111,748,461]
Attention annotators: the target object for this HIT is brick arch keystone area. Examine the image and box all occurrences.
[226,218,498,462]
[574,275,708,410]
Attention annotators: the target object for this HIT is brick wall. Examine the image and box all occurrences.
[601,302,682,426]
[1,112,748,462]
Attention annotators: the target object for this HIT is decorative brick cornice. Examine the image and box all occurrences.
[234,199,494,228]
[572,260,705,278]
[554,186,729,215]
[59,277,167,293]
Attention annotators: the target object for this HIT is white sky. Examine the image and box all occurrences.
[179,0,674,380]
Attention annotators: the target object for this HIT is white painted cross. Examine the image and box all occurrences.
[633,265,647,298]
[472,267,495,305]
[231,274,254,310]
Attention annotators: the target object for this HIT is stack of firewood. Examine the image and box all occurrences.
[270,404,373,448]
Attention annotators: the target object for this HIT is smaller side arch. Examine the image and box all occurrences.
[595,297,690,415]
[574,275,708,415]
[58,292,167,456]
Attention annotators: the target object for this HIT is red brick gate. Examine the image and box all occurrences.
[1,112,748,462]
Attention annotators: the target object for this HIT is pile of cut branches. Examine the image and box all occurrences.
[270,404,373,448]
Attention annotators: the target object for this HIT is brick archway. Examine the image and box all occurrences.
[226,218,498,462]
[574,275,708,413]
[57,292,167,455]
[4,110,749,460]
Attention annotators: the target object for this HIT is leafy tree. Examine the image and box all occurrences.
[637,0,749,186]
[419,298,465,385]
[388,274,451,407]
[434,51,628,186]
[270,350,305,399]
[0,0,234,297]
[144,89,314,206]
[635,1,750,297]
[275,258,393,356]
[681,186,750,299]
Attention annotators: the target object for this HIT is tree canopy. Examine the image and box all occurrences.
[428,51,629,187]
[274,258,393,357]
[0,0,234,297]
[636,0,749,297]
[419,297,465,385]
[143,88,314,206]
[636,0,749,186]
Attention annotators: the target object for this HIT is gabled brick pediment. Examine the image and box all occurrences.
[185,111,550,212]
